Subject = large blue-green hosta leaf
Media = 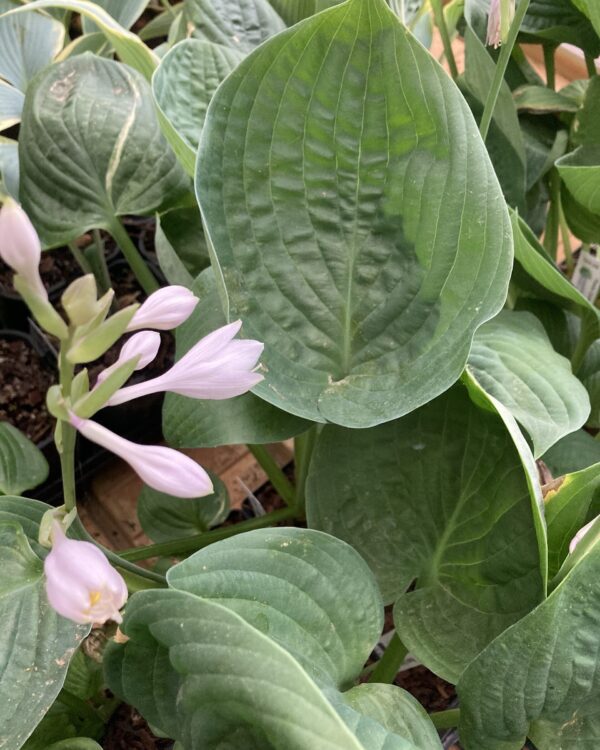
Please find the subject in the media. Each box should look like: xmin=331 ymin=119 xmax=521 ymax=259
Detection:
xmin=183 ymin=0 xmax=285 ymax=52
xmin=19 ymin=53 xmax=188 ymax=248
xmin=197 ymin=0 xmax=512 ymax=428
xmin=458 ymin=536 xmax=600 ymax=750
xmin=106 ymin=528 xmax=441 ymax=749
xmin=0 ymin=497 xmax=88 ymax=750
xmin=306 ymin=382 xmax=545 ymax=682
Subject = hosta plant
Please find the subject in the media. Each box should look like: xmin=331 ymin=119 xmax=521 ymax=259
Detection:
xmin=0 ymin=0 xmax=599 ymax=748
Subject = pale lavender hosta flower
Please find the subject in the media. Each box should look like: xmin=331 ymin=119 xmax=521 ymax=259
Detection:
xmin=96 ymin=330 xmax=161 ymax=386
xmin=569 ymin=516 xmax=600 ymax=554
xmin=127 ymin=285 xmax=199 ymax=332
xmin=69 ymin=412 xmax=213 ymax=498
xmin=107 ymin=320 xmax=264 ymax=407
xmin=44 ymin=521 xmax=127 ymax=625
xmin=0 ymin=198 xmax=47 ymax=299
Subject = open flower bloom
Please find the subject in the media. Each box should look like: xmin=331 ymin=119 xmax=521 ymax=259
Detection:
xmin=569 ymin=515 xmax=599 ymax=554
xmin=127 ymin=285 xmax=199 ymax=332
xmin=107 ymin=320 xmax=264 ymax=406
xmin=70 ymin=412 xmax=213 ymax=497
xmin=0 ymin=198 xmax=47 ymax=299
xmin=96 ymin=330 xmax=161 ymax=386
xmin=44 ymin=521 xmax=127 ymax=625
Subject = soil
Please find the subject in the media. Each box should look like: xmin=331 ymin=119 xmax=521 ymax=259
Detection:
xmin=0 ymin=336 xmax=54 ymax=443
xmin=102 ymin=704 xmax=172 ymax=750
xmin=0 ymin=238 xmax=117 ymax=299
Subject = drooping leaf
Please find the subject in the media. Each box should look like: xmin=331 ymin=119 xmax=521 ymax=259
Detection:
xmin=562 ymin=181 xmax=600 ymax=243
xmin=513 ymin=85 xmax=580 ymax=114
xmin=458 ymin=539 xmax=600 ymax=750
xmin=467 ymin=310 xmax=590 ymax=457
xmin=0 ymin=422 xmax=49 ymax=495
xmin=0 ymin=79 xmax=24 ymax=130
xmin=163 ymin=269 xmax=311 ymax=447
xmin=542 ymin=429 xmax=600 ymax=476
xmin=521 ymin=0 xmax=600 ymax=57
xmin=0 ymin=0 xmax=64 ymax=88
xmin=557 ymin=146 xmax=600 ymax=217
xmin=2 ymin=0 xmax=158 ymax=80
xmin=82 ymin=0 xmax=149 ymax=33
xmin=461 ymin=28 xmax=526 ymax=210
xmin=545 ymin=462 xmax=600 ymax=578
xmin=511 ymin=211 xmax=600 ymax=354
xmin=306 ymin=383 xmax=545 ymax=682
xmin=0 ymin=510 xmax=88 ymax=750
xmin=105 ymin=528 xmax=441 ymax=749
xmin=571 ymin=0 xmax=600 ymax=37
xmin=197 ymin=0 xmax=512 ymax=428
xmin=183 ymin=0 xmax=286 ymax=52
xmin=137 ymin=472 xmax=230 ymax=543
xmin=19 ymin=53 xmax=188 ymax=248
xmin=152 ymin=38 xmax=242 ymax=170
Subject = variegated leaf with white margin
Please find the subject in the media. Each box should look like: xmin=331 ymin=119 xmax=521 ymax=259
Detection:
xmin=19 ymin=53 xmax=188 ymax=247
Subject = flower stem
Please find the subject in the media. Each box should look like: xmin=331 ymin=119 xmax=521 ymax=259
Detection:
xmin=84 ymin=229 xmax=112 ymax=294
xmin=294 ymin=425 xmax=319 ymax=515
xmin=543 ymin=44 xmax=555 ymax=89
xmin=430 ymin=708 xmax=460 ymax=730
xmin=248 ymin=444 xmax=296 ymax=507
xmin=58 ymin=344 xmax=77 ymax=512
xmin=109 ymin=217 xmax=159 ymax=295
xmin=118 ymin=507 xmax=297 ymax=562
xmin=585 ymin=54 xmax=597 ymax=78
xmin=559 ymin=202 xmax=574 ymax=275
xmin=543 ymin=168 xmax=561 ymax=261
xmin=479 ymin=0 xmax=531 ymax=142
xmin=368 ymin=633 xmax=408 ymax=684
xmin=430 ymin=0 xmax=458 ymax=79
xmin=68 ymin=241 xmax=93 ymax=276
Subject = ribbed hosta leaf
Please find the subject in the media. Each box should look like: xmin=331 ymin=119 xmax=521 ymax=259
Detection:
xmin=306 ymin=382 xmax=545 ymax=682
xmin=521 ymin=0 xmax=600 ymax=56
xmin=197 ymin=0 xmax=512 ymax=428
xmin=152 ymin=39 xmax=242 ymax=171
xmin=458 ymin=539 xmax=600 ymax=750
xmin=163 ymin=268 xmax=311 ymax=447
xmin=0 ymin=79 xmax=24 ymax=130
xmin=105 ymin=528 xmax=441 ymax=749
xmin=0 ymin=497 xmax=88 ymax=750
xmin=0 ymin=422 xmax=48 ymax=495
xmin=184 ymin=0 xmax=285 ymax=52
xmin=82 ymin=0 xmax=149 ymax=32
xmin=268 ymin=0 xmax=342 ymax=25
xmin=19 ymin=53 xmax=188 ymax=248
xmin=467 ymin=310 xmax=590 ymax=457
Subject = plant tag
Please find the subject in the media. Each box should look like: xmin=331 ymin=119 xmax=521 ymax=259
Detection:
xmin=572 ymin=250 xmax=600 ymax=302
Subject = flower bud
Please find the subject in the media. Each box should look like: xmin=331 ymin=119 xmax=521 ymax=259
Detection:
xmin=69 ymin=413 xmax=213 ymax=498
xmin=108 ymin=320 xmax=263 ymax=406
xmin=486 ymin=0 xmax=514 ymax=48
xmin=0 ymin=198 xmax=46 ymax=300
xmin=96 ymin=331 xmax=161 ymax=386
xmin=44 ymin=521 xmax=127 ymax=625
xmin=569 ymin=515 xmax=600 ymax=554
xmin=126 ymin=285 xmax=199 ymax=332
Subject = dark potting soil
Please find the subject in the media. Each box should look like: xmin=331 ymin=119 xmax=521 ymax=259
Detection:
xmin=102 ymin=704 xmax=172 ymax=750
xmin=0 ymin=337 xmax=53 ymax=443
